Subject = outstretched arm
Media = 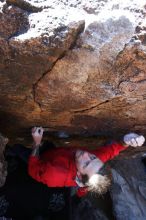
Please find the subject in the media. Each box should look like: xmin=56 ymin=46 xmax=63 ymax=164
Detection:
xmin=93 ymin=133 xmax=145 ymax=163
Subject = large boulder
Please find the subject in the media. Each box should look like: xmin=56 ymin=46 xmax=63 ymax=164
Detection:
xmin=110 ymin=148 xmax=146 ymax=220
xmin=0 ymin=0 xmax=146 ymax=140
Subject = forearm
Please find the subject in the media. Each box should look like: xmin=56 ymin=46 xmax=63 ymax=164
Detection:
xmin=31 ymin=144 xmax=40 ymax=157
xmin=94 ymin=142 xmax=129 ymax=163
xmin=31 ymin=127 xmax=44 ymax=157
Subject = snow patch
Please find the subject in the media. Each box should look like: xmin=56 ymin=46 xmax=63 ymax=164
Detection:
xmin=13 ymin=0 xmax=146 ymax=40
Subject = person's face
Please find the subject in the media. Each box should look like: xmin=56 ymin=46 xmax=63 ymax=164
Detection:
xmin=75 ymin=150 xmax=104 ymax=178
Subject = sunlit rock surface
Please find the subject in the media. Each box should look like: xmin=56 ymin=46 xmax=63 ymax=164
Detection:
xmin=0 ymin=0 xmax=146 ymax=140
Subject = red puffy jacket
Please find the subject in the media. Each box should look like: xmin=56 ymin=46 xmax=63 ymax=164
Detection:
xmin=28 ymin=142 xmax=127 ymax=197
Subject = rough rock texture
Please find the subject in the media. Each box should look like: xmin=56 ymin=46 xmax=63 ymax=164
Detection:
xmin=0 ymin=5 xmax=29 ymax=39
xmin=0 ymin=133 xmax=8 ymax=187
xmin=0 ymin=0 xmax=146 ymax=140
xmin=72 ymin=197 xmax=109 ymax=220
xmin=110 ymin=148 xmax=146 ymax=220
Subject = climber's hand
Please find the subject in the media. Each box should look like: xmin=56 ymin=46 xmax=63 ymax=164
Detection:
xmin=31 ymin=127 xmax=44 ymax=147
xmin=123 ymin=133 xmax=145 ymax=147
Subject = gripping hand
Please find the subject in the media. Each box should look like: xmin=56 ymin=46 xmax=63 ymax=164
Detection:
xmin=123 ymin=133 xmax=145 ymax=147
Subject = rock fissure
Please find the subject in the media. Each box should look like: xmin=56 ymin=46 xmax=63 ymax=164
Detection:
xmin=72 ymin=100 xmax=110 ymax=114
xmin=32 ymin=84 xmax=42 ymax=111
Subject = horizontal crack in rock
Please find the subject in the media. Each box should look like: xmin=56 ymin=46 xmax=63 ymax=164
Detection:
xmin=72 ymin=100 xmax=110 ymax=113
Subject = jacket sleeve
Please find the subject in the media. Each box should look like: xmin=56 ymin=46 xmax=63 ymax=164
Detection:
xmin=28 ymin=156 xmax=49 ymax=184
xmin=93 ymin=142 xmax=128 ymax=163
xmin=28 ymin=155 xmax=70 ymax=187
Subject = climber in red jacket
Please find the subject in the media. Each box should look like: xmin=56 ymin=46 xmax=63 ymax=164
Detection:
xmin=28 ymin=127 xmax=145 ymax=197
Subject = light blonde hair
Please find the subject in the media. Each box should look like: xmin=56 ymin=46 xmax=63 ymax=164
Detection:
xmin=87 ymin=173 xmax=111 ymax=195
xmin=82 ymin=164 xmax=112 ymax=195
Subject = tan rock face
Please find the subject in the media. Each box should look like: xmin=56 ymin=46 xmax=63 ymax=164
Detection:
xmin=0 ymin=0 xmax=146 ymax=141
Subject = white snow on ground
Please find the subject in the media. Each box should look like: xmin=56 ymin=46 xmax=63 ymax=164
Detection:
xmin=0 ymin=1 xmax=5 ymax=13
xmin=14 ymin=0 xmax=146 ymax=40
